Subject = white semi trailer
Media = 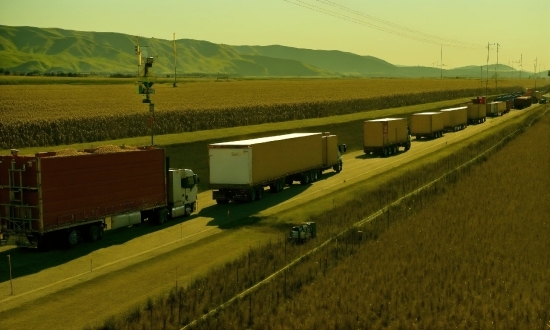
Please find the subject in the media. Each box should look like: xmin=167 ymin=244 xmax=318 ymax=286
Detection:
xmin=208 ymin=133 xmax=346 ymax=203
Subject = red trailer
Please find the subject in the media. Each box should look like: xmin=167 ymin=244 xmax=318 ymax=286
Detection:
xmin=514 ymin=96 xmax=532 ymax=110
xmin=0 ymin=147 xmax=198 ymax=248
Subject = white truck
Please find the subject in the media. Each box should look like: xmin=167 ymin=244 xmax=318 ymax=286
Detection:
xmin=208 ymin=133 xmax=346 ymax=203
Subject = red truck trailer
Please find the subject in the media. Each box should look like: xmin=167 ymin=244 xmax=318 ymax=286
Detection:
xmin=0 ymin=147 xmax=198 ymax=248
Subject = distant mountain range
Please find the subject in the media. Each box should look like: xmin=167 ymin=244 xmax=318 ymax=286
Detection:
xmin=0 ymin=25 xmax=537 ymax=78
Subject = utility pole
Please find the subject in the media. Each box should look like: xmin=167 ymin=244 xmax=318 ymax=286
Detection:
xmin=173 ymin=33 xmax=177 ymax=88
xmin=440 ymin=45 xmax=443 ymax=79
xmin=518 ymin=54 xmax=523 ymax=80
xmin=495 ymin=43 xmax=500 ymax=91
xmin=480 ymin=66 xmax=483 ymax=90
xmin=534 ymin=57 xmax=538 ymax=90
xmin=486 ymin=42 xmax=495 ymax=96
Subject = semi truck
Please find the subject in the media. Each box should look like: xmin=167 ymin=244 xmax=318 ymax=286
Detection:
xmin=514 ymin=96 xmax=532 ymax=109
xmin=440 ymin=106 xmax=468 ymax=132
xmin=524 ymin=89 xmax=543 ymax=103
xmin=410 ymin=112 xmax=445 ymax=139
xmin=363 ymin=118 xmax=411 ymax=156
xmin=0 ymin=147 xmax=199 ymax=248
xmin=485 ymin=101 xmax=507 ymax=117
xmin=208 ymin=133 xmax=346 ymax=204
xmin=494 ymin=92 xmax=522 ymax=112
xmin=467 ymin=103 xmax=486 ymax=124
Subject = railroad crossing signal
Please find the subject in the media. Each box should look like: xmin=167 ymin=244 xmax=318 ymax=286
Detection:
xmin=138 ymin=79 xmax=155 ymax=103
xmin=135 ymin=37 xmax=157 ymax=145
xmin=137 ymin=57 xmax=155 ymax=103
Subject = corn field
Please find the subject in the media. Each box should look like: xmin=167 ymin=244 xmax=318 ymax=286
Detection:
xmin=1 ymin=78 xmax=534 ymax=148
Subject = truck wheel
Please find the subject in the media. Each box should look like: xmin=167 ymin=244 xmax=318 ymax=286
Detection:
xmin=301 ymin=172 xmax=310 ymax=185
xmin=393 ymin=146 xmax=398 ymax=154
xmin=277 ymin=179 xmax=285 ymax=191
xmin=87 ymin=224 xmax=101 ymax=242
xmin=405 ymin=141 xmax=411 ymax=151
xmin=67 ymin=228 xmax=80 ymax=248
xmin=383 ymin=147 xmax=388 ymax=157
xmin=256 ymin=187 xmax=263 ymax=200
xmin=248 ymin=189 xmax=256 ymax=202
xmin=333 ymin=162 xmax=342 ymax=173
xmin=156 ymin=209 xmax=167 ymax=225
xmin=311 ymin=171 xmax=318 ymax=182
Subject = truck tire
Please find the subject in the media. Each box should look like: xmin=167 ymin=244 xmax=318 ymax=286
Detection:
xmin=301 ymin=172 xmax=310 ymax=185
xmin=383 ymin=147 xmax=388 ymax=157
xmin=311 ymin=170 xmax=318 ymax=182
xmin=156 ymin=208 xmax=167 ymax=225
xmin=87 ymin=224 xmax=101 ymax=242
xmin=256 ymin=187 xmax=263 ymax=200
xmin=405 ymin=141 xmax=411 ymax=151
xmin=277 ymin=179 xmax=285 ymax=192
xmin=333 ymin=162 xmax=342 ymax=173
xmin=67 ymin=228 xmax=80 ymax=248
xmin=248 ymin=189 xmax=256 ymax=202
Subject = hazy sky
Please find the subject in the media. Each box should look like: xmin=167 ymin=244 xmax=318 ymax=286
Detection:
xmin=1 ymin=0 xmax=548 ymax=70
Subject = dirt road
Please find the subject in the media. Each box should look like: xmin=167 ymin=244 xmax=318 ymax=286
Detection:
xmin=0 ymin=104 xmax=542 ymax=330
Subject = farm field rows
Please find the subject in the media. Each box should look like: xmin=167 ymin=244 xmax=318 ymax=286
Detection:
xmin=0 ymin=78 xmax=529 ymax=122
xmin=2 ymin=78 xmax=538 ymax=148
xmin=0 ymin=102 xmax=545 ymax=329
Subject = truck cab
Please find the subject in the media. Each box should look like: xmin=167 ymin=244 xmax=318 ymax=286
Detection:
xmin=333 ymin=144 xmax=347 ymax=173
xmin=167 ymin=169 xmax=199 ymax=218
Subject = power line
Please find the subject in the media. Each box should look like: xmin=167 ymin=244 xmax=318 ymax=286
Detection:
xmin=316 ymin=0 xmax=483 ymax=48
xmin=284 ymin=0 xmax=484 ymax=49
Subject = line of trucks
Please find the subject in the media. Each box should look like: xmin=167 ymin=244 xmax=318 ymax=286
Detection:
xmin=363 ymin=90 xmax=543 ymax=155
xmin=0 ymin=90 xmax=542 ymax=249
xmin=0 ymin=134 xmax=346 ymax=248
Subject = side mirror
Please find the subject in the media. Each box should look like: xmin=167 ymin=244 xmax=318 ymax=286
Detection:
xmin=339 ymin=144 xmax=347 ymax=153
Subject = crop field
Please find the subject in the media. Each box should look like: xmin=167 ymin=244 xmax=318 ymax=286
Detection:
xmin=0 ymin=78 xmax=530 ymax=121
xmin=0 ymin=78 xmax=538 ymax=148
xmin=86 ymin=106 xmax=549 ymax=329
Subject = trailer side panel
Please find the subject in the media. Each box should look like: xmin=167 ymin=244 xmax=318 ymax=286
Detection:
xmin=0 ymin=149 xmax=167 ymax=237
xmin=39 ymin=150 xmax=166 ymax=231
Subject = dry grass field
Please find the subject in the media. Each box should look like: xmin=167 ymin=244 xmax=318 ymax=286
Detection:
xmin=87 ymin=105 xmax=549 ymax=329
xmin=1 ymin=78 xmax=536 ymax=148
